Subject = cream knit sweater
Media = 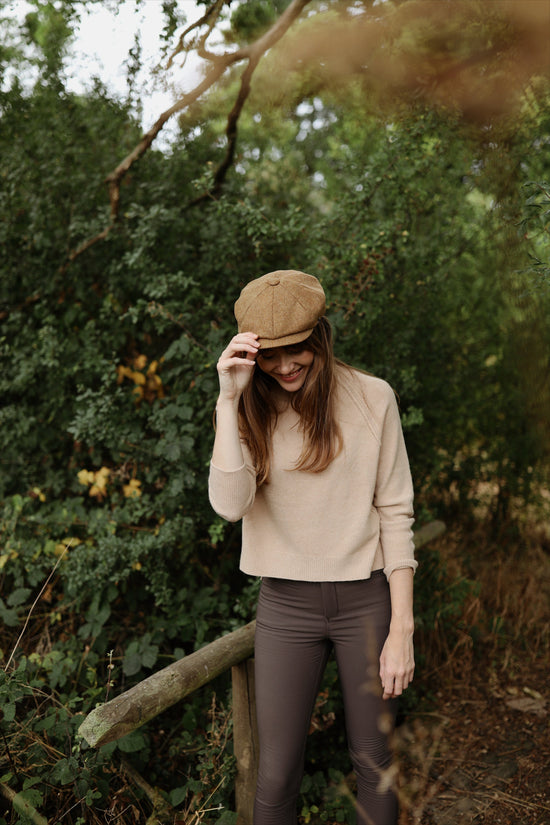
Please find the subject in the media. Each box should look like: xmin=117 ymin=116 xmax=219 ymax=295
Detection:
xmin=209 ymin=365 xmax=416 ymax=582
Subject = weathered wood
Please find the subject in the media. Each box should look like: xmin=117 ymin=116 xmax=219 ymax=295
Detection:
xmin=413 ymin=520 xmax=446 ymax=548
xmin=232 ymin=659 xmax=259 ymax=825
xmin=79 ymin=620 xmax=256 ymax=747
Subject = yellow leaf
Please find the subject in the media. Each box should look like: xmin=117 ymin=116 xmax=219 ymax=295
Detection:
xmin=77 ymin=469 xmax=95 ymax=486
xmin=55 ymin=537 xmax=81 ymax=555
xmin=132 ymin=561 xmax=142 ymax=570
xmin=116 ymin=364 xmax=133 ymax=384
xmin=130 ymin=370 xmax=146 ymax=385
xmin=123 ymin=479 xmax=142 ymax=498
xmin=32 ymin=486 xmax=46 ymax=502
xmin=89 ymin=467 xmax=110 ymax=499
xmin=134 ymin=354 xmax=147 ymax=370
xmin=147 ymin=360 xmax=158 ymax=375
xmin=94 ymin=467 xmax=110 ymax=489
xmin=0 ymin=549 xmax=18 ymax=570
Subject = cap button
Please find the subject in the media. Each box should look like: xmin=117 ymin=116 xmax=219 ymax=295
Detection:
xmin=267 ymin=275 xmax=280 ymax=286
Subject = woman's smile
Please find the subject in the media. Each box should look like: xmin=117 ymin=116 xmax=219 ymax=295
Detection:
xmin=277 ymin=366 xmax=304 ymax=383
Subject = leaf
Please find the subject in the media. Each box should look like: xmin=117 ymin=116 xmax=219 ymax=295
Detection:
xmin=117 ymin=730 xmax=147 ymax=753
xmin=122 ymin=651 xmax=142 ymax=676
xmin=77 ymin=469 xmax=95 ymax=486
xmin=164 ymin=336 xmax=190 ymax=361
xmin=122 ymin=640 xmax=140 ymax=675
xmin=123 ymin=478 xmax=142 ymax=498
xmin=140 ymin=645 xmax=158 ymax=669
xmin=7 ymin=588 xmax=30 ymax=608
xmin=51 ymin=757 xmax=79 ymax=785
xmin=506 ymin=696 xmax=546 ymax=717
xmin=0 ymin=598 xmax=19 ymax=627
xmin=34 ymin=713 xmax=58 ymax=732
xmin=218 ymin=812 xmax=238 ymax=825
xmin=2 ymin=703 xmax=16 ymax=722
xmin=154 ymin=439 xmax=181 ymax=461
xmin=169 ymin=785 xmax=188 ymax=807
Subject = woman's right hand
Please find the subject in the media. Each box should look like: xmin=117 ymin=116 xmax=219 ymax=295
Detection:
xmin=216 ymin=332 xmax=260 ymax=402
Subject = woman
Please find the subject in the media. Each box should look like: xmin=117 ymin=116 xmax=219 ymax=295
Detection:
xmin=209 ymin=270 xmax=416 ymax=825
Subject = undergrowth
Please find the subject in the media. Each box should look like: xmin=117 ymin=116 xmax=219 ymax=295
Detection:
xmin=1 ymin=509 xmax=549 ymax=824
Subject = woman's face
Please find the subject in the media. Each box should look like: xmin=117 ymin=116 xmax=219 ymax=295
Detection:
xmin=256 ymin=344 xmax=314 ymax=392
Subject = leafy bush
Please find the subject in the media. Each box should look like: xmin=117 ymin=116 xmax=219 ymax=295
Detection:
xmin=1 ymin=5 xmax=549 ymax=821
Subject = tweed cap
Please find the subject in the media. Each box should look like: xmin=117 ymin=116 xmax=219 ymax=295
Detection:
xmin=234 ymin=270 xmax=326 ymax=348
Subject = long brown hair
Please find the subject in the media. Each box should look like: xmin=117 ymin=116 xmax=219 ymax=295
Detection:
xmin=239 ymin=317 xmax=343 ymax=485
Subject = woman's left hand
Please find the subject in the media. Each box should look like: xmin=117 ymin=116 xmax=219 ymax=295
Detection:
xmin=379 ymin=628 xmax=415 ymax=700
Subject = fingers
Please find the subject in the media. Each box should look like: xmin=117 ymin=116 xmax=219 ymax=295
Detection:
xmin=379 ymin=657 xmax=414 ymax=700
xmin=379 ymin=631 xmax=415 ymax=700
xmin=217 ymin=333 xmax=260 ymax=370
xmin=381 ymin=670 xmax=414 ymax=700
xmin=216 ymin=334 xmax=260 ymax=401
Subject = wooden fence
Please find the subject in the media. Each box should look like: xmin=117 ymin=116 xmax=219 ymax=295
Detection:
xmin=79 ymin=520 xmax=446 ymax=824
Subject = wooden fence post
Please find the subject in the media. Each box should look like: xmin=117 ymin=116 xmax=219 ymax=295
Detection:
xmin=232 ymin=659 xmax=259 ymax=825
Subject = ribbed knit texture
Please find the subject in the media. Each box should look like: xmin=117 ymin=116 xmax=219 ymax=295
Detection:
xmin=209 ymin=366 xmax=416 ymax=581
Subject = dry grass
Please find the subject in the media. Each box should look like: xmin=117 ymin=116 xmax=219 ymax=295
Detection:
xmin=395 ymin=513 xmax=550 ymax=825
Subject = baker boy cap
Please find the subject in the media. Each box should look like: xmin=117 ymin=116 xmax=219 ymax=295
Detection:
xmin=234 ymin=270 xmax=326 ymax=348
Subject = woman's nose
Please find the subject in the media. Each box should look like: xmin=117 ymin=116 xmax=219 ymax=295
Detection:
xmin=278 ymin=354 xmax=295 ymax=373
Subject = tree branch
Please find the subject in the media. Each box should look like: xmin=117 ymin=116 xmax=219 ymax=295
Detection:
xmin=187 ymin=52 xmax=260 ymax=209
xmin=208 ymin=0 xmax=312 ymax=198
xmin=167 ymin=0 xmax=227 ymax=70
xmin=105 ymin=61 xmax=228 ymax=220
xmin=64 ymin=0 xmax=311 ymax=268
xmin=119 ymin=757 xmax=175 ymax=824
xmin=0 ymin=782 xmax=48 ymax=825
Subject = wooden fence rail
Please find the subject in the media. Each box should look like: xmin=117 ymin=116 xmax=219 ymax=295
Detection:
xmin=79 ymin=620 xmax=256 ymax=748
xmin=79 ymin=520 xmax=445 ymax=823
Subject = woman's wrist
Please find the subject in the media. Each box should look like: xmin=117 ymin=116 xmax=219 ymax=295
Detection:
xmin=216 ymin=394 xmax=240 ymax=411
xmin=389 ymin=615 xmax=415 ymax=636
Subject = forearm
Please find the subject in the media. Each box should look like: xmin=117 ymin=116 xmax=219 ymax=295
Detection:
xmin=380 ymin=567 xmax=415 ymax=699
xmin=211 ymin=397 xmax=246 ymax=471
xmin=388 ymin=567 xmax=414 ymax=634
xmin=212 ymin=331 xmax=258 ymax=472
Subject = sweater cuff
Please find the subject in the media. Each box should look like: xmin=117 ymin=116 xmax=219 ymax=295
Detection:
xmin=383 ymin=559 xmax=418 ymax=580
xmin=208 ymin=461 xmax=256 ymax=522
xmin=209 ymin=460 xmax=247 ymax=473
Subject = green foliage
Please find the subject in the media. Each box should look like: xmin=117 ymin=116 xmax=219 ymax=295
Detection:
xmin=23 ymin=1 xmax=74 ymax=79
xmin=0 ymin=655 xmax=115 ymax=822
xmin=229 ymin=0 xmax=290 ymax=43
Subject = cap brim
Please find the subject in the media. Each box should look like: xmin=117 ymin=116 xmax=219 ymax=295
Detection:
xmin=257 ymin=327 xmax=314 ymax=350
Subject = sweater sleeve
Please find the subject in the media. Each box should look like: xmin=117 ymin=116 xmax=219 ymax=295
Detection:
xmin=373 ymin=384 xmax=417 ymax=579
xmin=208 ymin=455 xmax=257 ymax=523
